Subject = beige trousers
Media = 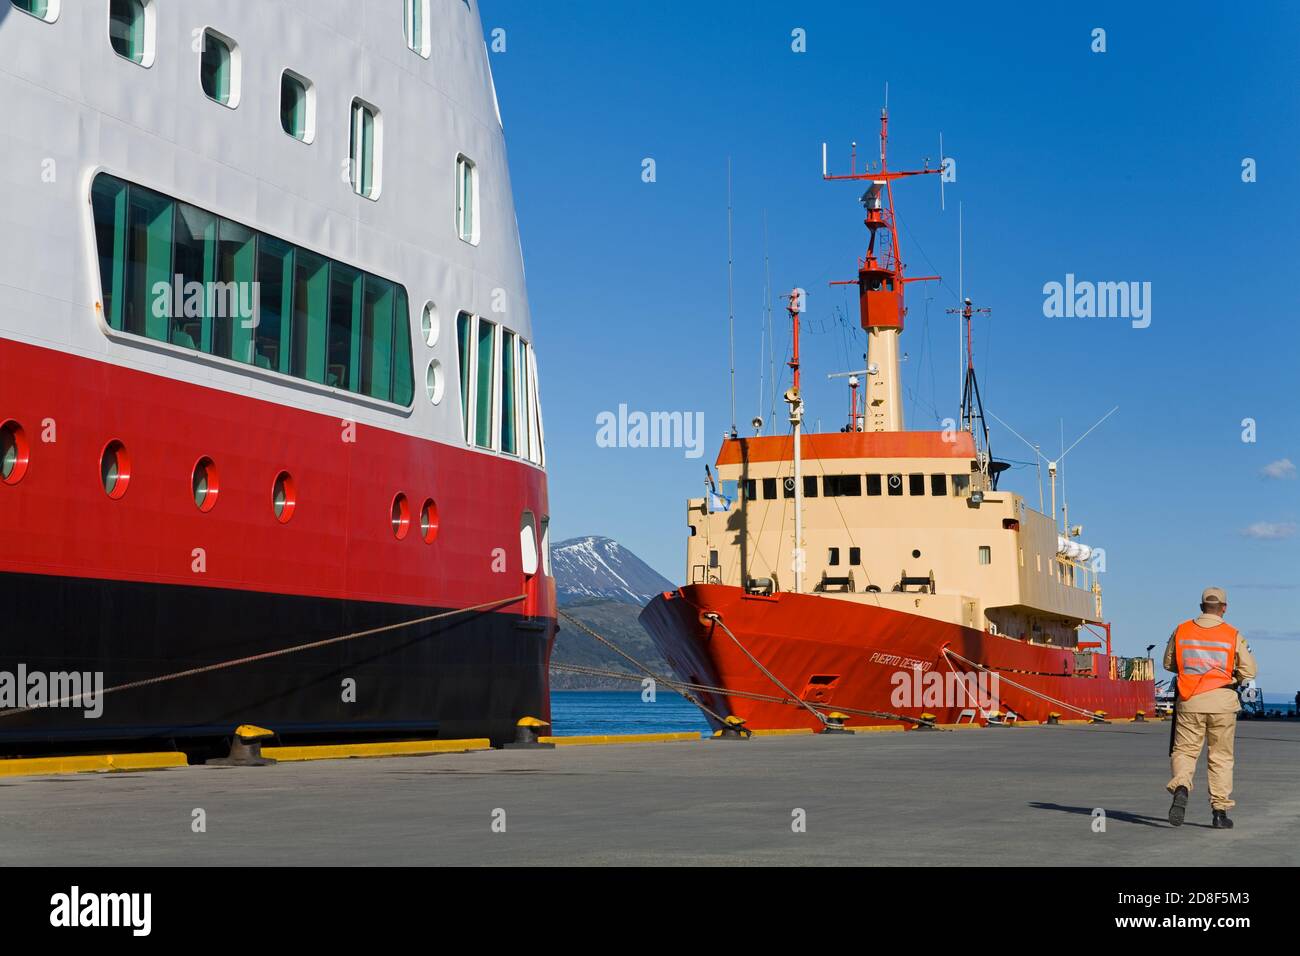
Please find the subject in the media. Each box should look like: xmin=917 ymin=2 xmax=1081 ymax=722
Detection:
xmin=1167 ymin=711 xmax=1238 ymax=810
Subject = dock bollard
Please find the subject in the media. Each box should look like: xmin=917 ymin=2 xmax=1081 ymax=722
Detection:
xmin=712 ymin=715 xmax=751 ymax=740
xmin=820 ymin=712 xmax=851 ymax=734
xmin=1091 ymin=710 xmax=1108 ymax=724
xmin=503 ymin=716 xmax=555 ymax=749
xmin=913 ymin=712 xmax=938 ymax=731
xmin=986 ymin=710 xmax=1012 ymax=728
xmin=1132 ymin=710 xmax=1146 ymax=723
xmin=210 ymin=724 xmax=277 ymax=766
xmin=1046 ymin=712 xmax=1061 ymax=725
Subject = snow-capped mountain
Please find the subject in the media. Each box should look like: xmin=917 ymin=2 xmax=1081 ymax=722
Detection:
xmin=551 ymin=536 xmax=676 ymax=607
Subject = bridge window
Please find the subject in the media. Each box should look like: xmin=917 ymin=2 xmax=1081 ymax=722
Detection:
xmin=887 ymin=473 xmax=903 ymax=496
xmin=90 ymin=174 xmax=414 ymax=404
xmin=930 ymin=473 xmax=948 ymax=496
xmin=500 ymin=329 xmax=518 ymax=454
xmin=908 ymin=473 xmax=925 ymax=496
xmin=475 ymin=319 xmax=497 ymax=448
xmin=762 ymin=477 xmax=777 ymax=500
xmin=823 ymin=474 xmax=862 ymax=497
xmin=952 ymin=474 xmax=971 ymax=496
xmin=866 ymin=473 xmax=882 ymax=496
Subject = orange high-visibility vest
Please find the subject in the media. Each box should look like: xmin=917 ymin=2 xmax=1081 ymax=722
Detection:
xmin=1173 ymin=620 xmax=1238 ymax=700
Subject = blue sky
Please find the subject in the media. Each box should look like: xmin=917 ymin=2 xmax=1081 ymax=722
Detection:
xmin=484 ymin=0 xmax=1300 ymax=690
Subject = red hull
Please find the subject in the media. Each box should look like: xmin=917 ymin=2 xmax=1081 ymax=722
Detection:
xmin=640 ymin=585 xmax=1154 ymax=730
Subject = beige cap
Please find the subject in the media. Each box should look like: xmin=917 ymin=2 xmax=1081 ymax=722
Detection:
xmin=1201 ymin=586 xmax=1227 ymax=606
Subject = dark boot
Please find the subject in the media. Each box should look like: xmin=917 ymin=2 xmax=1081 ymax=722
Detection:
xmin=1212 ymin=809 xmax=1234 ymax=829
xmin=1168 ymin=786 xmax=1189 ymax=826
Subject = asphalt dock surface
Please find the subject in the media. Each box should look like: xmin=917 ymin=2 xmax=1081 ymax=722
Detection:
xmin=2 ymin=720 xmax=1297 ymax=865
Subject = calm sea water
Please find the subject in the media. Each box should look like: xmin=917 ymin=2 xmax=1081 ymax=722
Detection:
xmin=549 ymin=690 xmax=712 ymax=736
xmin=550 ymin=691 xmax=1298 ymax=736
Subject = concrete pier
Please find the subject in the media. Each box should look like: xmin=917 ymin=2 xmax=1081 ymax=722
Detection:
xmin=1 ymin=721 xmax=1296 ymax=865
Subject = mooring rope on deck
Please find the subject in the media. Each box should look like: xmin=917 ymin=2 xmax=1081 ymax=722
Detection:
xmin=0 ymin=593 xmax=528 ymax=719
xmin=942 ymin=647 xmax=1110 ymax=723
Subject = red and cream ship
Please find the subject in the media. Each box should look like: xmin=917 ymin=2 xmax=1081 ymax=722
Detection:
xmin=0 ymin=1 xmax=554 ymax=749
xmin=641 ymin=109 xmax=1155 ymax=731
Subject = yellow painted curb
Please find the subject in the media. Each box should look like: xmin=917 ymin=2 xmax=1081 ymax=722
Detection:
xmin=538 ymin=733 xmax=701 ymax=746
xmin=263 ymin=738 xmax=491 ymax=762
xmin=935 ymin=722 xmax=985 ymax=730
xmin=747 ymin=728 xmax=814 ymax=736
xmin=846 ymin=725 xmax=908 ymax=733
xmin=0 ymin=752 xmax=187 ymax=778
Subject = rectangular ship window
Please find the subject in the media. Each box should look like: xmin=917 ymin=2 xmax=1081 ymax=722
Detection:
xmin=457 ymin=311 xmax=473 ymax=440
xmin=887 ymin=473 xmax=903 ymax=496
xmin=930 ymin=473 xmax=948 ymax=496
xmin=255 ymin=237 xmax=293 ymax=373
xmin=89 ymin=173 xmax=413 ymax=403
xmin=350 ymin=99 xmax=380 ymax=199
xmin=91 ymin=175 xmax=128 ymax=331
xmin=392 ymin=287 xmax=413 ymax=405
xmin=762 ymin=477 xmax=777 ymax=500
xmin=828 ymin=547 xmax=840 ymax=566
xmin=500 ymin=329 xmax=518 ymax=454
xmin=291 ymin=248 xmax=329 ymax=383
xmin=824 ymin=474 xmax=862 ymax=497
xmin=743 ymin=478 xmax=756 ymax=500
xmin=325 ymin=261 xmax=361 ymax=390
xmin=475 ymin=318 xmax=497 ymax=448
xmin=456 ymin=154 xmax=479 ymax=244
xmin=908 ymin=473 xmax=925 ymax=496
xmin=979 ymin=546 xmax=992 ymax=565
xmin=125 ymin=186 xmax=174 ymax=341
xmin=403 ymin=0 xmax=430 ymax=57
xmin=952 ymin=474 xmax=971 ymax=496
xmin=360 ymin=275 xmax=394 ymax=400
xmin=849 ymin=547 xmax=861 ymax=565
xmin=866 ymin=473 xmax=882 ymax=496
xmin=216 ymin=218 xmax=255 ymax=362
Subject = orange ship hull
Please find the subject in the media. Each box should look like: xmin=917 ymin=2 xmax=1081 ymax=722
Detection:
xmin=640 ymin=585 xmax=1155 ymax=730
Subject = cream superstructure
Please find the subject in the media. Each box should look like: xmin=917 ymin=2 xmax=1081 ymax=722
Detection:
xmin=688 ymin=430 xmax=1102 ymax=648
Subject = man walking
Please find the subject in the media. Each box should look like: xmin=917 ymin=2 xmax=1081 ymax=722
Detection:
xmin=1164 ymin=587 xmax=1256 ymax=829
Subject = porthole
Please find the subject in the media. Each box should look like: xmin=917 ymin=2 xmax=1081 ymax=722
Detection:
xmin=272 ymin=471 xmax=296 ymax=523
xmin=421 ymin=301 xmax=439 ymax=347
xmin=192 ymin=457 xmax=219 ymax=512
xmin=425 ymin=359 xmax=444 ymax=405
xmin=1 ymin=420 xmax=31 ymax=485
xmin=391 ymin=493 xmax=411 ymax=540
xmin=100 ymin=440 xmax=131 ymax=499
xmin=911 ymin=549 xmax=921 ymax=559
xmin=420 ymin=498 xmax=439 ymax=543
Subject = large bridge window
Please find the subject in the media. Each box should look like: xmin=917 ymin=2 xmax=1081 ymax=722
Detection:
xmin=90 ymin=173 xmax=414 ymax=405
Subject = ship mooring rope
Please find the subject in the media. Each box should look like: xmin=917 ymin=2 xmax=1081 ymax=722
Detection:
xmin=556 ymin=609 xmax=732 ymax=728
xmin=0 ymin=593 xmax=528 ymax=719
xmin=942 ymin=647 xmax=1111 ymax=723
xmin=549 ymin=661 xmax=939 ymax=728
xmin=703 ymin=612 xmax=831 ymax=727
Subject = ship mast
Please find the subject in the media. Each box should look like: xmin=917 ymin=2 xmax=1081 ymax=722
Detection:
xmin=783 ymin=288 xmax=805 ymax=594
xmin=825 ymin=107 xmax=940 ymax=433
xmin=947 ymin=297 xmax=996 ymax=484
